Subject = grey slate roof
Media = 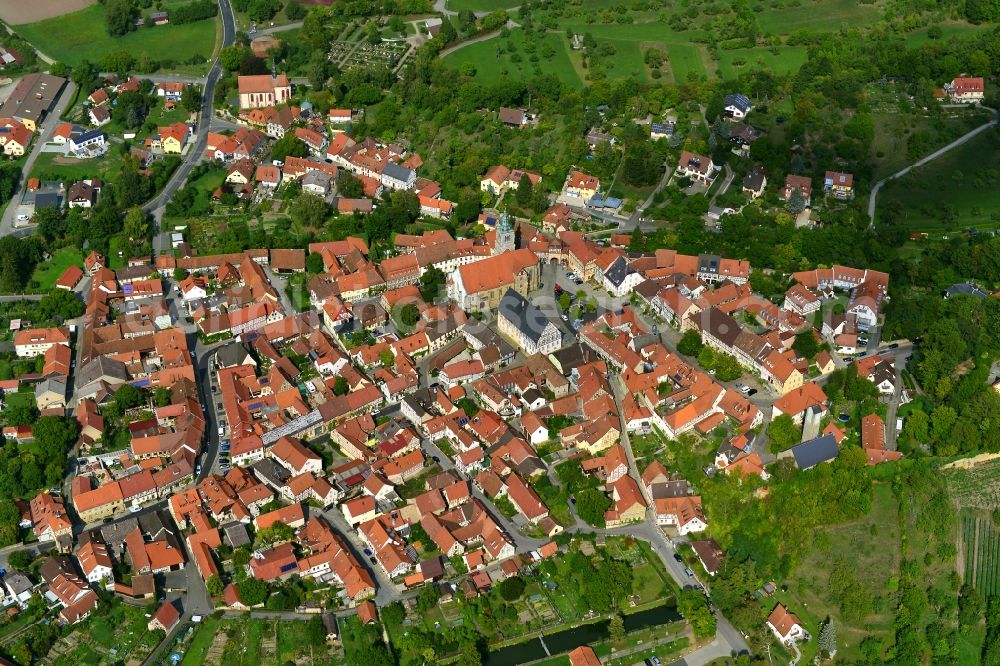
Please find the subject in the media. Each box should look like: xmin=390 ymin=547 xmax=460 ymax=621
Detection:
xmin=603 ymin=256 xmax=632 ymax=288
xmin=498 ymin=288 xmax=553 ymax=345
xmin=791 ymin=434 xmax=840 ymax=470
xmin=252 ymin=458 xmax=291 ymax=489
xmin=77 ymin=356 xmax=128 ymax=387
xmin=215 ymin=342 xmax=254 ymax=369
xmin=381 ymin=162 xmax=414 ymax=183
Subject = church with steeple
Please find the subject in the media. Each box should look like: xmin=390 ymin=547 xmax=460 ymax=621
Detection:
xmin=494 ymin=209 xmax=515 ymax=255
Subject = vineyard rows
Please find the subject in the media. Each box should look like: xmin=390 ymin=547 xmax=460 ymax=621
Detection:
xmin=964 ymin=515 xmax=1000 ymax=598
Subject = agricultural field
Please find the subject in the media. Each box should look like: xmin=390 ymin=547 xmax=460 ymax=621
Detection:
xmin=947 ymin=458 xmax=1000 ymax=510
xmin=14 ymin=4 xmax=216 ymax=68
xmin=715 ymin=46 xmax=807 ymax=81
xmin=558 ymin=22 xmax=710 ymax=83
xmin=0 ymin=0 xmax=93 ymax=25
xmin=447 ymin=0 xmax=520 ymax=11
xmin=51 ymin=602 xmax=163 ymax=666
xmin=755 ymin=0 xmax=882 ymax=33
xmin=878 ymin=126 xmax=1000 ymax=233
xmin=947 ymin=449 xmax=1000 ymax=598
xmin=962 ymin=514 xmax=1000 ymax=599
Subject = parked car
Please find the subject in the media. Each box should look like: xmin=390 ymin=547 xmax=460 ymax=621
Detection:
xmin=673 ymin=553 xmax=683 ymax=563
xmin=16 ymin=214 xmax=28 ymax=221
xmin=889 ymin=342 xmax=899 ymax=349
xmin=684 ymin=568 xmax=694 ymax=577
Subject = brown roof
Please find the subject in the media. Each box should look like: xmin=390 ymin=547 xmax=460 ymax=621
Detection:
xmin=456 ymin=248 xmax=537 ymax=294
xmin=358 ymin=599 xmax=378 ymax=624
xmin=861 ymin=413 xmax=885 ymax=451
xmin=773 ymin=381 xmax=827 ymax=417
xmin=498 ymin=107 xmax=525 ymax=125
xmin=270 ymin=248 xmax=305 ymax=271
xmin=55 ymin=264 xmax=84 ymax=289
xmin=690 ymin=538 xmax=724 ymax=575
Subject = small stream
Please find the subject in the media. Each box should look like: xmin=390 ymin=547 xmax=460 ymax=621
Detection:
xmin=484 ymin=602 xmax=682 ymax=666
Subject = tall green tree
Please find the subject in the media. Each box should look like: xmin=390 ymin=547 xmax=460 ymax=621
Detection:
xmin=515 ymin=173 xmax=533 ymax=207
xmin=105 ymin=0 xmax=139 ymax=37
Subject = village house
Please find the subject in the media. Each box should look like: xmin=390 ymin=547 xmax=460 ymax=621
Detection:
xmin=943 ymin=76 xmax=985 ymax=103
xmin=767 ymin=603 xmax=808 ymax=644
xmin=742 ymin=167 xmax=767 ymax=199
xmin=824 ymin=171 xmax=854 ymax=199
xmin=562 ymin=170 xmax=600 ymax=202
xmin=14 ymin=327 xmax=69 ymax=358
xmin=676 ymin=151 xmax=715 ymax=184
xmin=498 ymin=107 xmax=528 ymax=127
xmin=723 ymin=93 xmax=752 ymax=120
xmin=782 ymin=174 xmax=812 ymax=206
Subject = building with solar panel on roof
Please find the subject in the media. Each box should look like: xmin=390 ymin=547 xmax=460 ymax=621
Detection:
xmin=723 ymin=93 xmax=753 ymax=120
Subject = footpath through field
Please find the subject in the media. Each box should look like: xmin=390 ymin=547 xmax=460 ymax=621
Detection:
xmin=868 ymin=105 xmax=998 ymax=229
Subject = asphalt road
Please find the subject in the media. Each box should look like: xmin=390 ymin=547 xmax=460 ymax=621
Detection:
xmin=0 ymin=81 xmax=77 ymax=236
xmin=147 ymin=0 xmax=236 ymax=257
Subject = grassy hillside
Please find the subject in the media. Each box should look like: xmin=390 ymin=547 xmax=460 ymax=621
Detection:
xmin=879 ymin=126 xmax=1000 ymax=233
xmin=443 ymin=30 xmax=583 ymax=87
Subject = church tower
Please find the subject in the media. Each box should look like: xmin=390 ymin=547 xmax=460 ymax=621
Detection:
xmin=495 ymin=209 xmax=515 ymax=255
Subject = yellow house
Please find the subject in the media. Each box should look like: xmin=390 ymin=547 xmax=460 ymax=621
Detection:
xmin=605 ymin=477 xmax=646 ymax=527
xmin=157 ymin=122 xmax=188 ymax=154
xmin=561 ymin=415 xmax=620 ymax=454
xmin=1 ymin=123 xmax=31 ymax=157
xmin=226 ymin=159 xmax=254 ymax=185
xmin=814 ymin=352 xmax=835 ymax=375
xmin=564 ymin=170 xmax=600 ymax=201
xmin=762 ymin=350 xmax=804 ymax=395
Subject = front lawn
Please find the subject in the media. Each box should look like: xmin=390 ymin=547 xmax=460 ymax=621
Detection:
xmin=30 ymin=246 xmax=83 ymax=292
xmin=30 ymin=150 xmax=125 ymax=183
